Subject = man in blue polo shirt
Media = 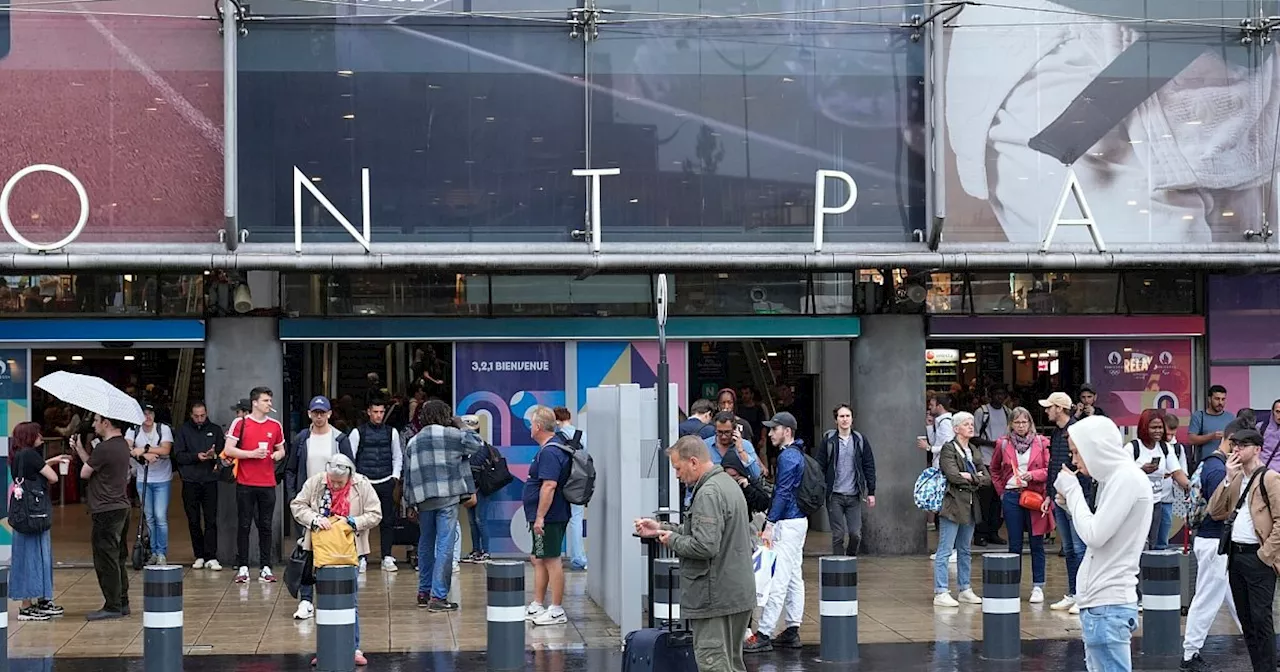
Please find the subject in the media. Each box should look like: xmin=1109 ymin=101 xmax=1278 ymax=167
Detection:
xmin=705 ymin=412 xmax=762 ymax=479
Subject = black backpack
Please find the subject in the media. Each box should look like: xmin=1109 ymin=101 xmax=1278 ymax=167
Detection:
xmin=473 ymin=442 xmax=514 ymax=496
xmin=9 ymin=477 xmax=51 ymax=535
xmin=793 ymin=447 xmax=827 ymax=515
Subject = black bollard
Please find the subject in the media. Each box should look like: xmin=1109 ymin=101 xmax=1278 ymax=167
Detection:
xmin=486 ymin=561 xmax=526 ymax=671
xmin=981 ymin=553 xmax=1021 ymax=661
xmin=1140 ymin=550 xmax=1181 ymax=658
xmin=315 ymin=565 xmax=358 ymax=672
xmin=143 ymin=565 xmax=184 ymax=672
xmin=818 ymin=556 xmax=858 ymax=662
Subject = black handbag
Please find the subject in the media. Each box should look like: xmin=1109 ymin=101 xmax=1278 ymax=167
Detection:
xmin=1219 ymin=467 xmax=1267 ymax=556
xmin=474 ymin=443 xmax=514 ymax=496
xmin=285 ymin=543 xmax=315 ymax=599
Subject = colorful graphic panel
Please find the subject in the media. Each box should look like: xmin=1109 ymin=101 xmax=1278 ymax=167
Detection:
xmin=1088 ymin=339 xmax=1194 ymax=443
xmin=575 ymin=341 xmax=689 ymax=418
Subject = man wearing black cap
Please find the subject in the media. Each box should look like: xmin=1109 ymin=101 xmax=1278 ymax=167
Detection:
xmin=744 ymin=411 xmax=809 ymax=654
xmin=231 ymin=399 xmax=250 ymax=421
xmin=1073 ymin=384 xmax=1107 ymax=420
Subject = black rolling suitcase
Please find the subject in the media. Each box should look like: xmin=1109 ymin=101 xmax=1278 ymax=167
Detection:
xmin=622 ymin=564 xmax=697 ymax=672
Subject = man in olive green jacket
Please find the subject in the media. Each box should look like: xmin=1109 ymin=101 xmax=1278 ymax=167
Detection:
xmin=636 ymin=435 xmax=756 ymax=672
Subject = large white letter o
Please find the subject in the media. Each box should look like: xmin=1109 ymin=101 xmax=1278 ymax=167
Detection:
xmin=1 ymin=164 xmax=90 ymax=252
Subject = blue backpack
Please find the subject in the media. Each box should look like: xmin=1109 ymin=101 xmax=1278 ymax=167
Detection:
xmin=914 ymin=467 xmax=947 ymax=513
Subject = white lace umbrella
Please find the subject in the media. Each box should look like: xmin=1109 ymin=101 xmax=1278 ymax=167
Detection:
xmin=35 ymin=371 xmax=145 ymax=426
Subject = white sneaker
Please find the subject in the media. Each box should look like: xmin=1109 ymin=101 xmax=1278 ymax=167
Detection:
xmin=1069 ymin=603 xmax=1080 ymax=615
xmin=525 ymin=602 xmax=545 ymax=621
xmin=957 ymin=589 xmax=982 ymax=604
xmin=950 ymin=551 xmax=958 ymax=563
xmin=532 ymin=607 xmax=568 ymax=626
xmin=259 ymin=566 xmax=276 ymax=583
xmin=234 ymin=566 xmax=250 ymax=584
xmin=1050 ymin=595 xmax=1075 ymax=611
xmin=453 ymin=561 xmax=460 ymax=573
xmin=293 ymin=600 xmax=314 ymax=620
xmin=358 ymin=557 xmax=367 ymax=574
xmin=192 ymin=559 xmax=206 ymax=570
xmin=206 ymin=559 xmax=223 ymax=571
xmin=933 ymin=592 xmax=960 ymax=607
xmin=1029 ymin=587 xmax=1044 ymax=604
xmin=382 ymin=556 xmax=398 ymax=572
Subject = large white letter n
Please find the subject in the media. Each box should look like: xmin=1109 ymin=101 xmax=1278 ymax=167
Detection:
xmin=294 ymin=167 xmax=372 ymax=253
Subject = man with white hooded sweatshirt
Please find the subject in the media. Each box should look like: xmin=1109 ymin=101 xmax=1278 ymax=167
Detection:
xmin=1054 ymin=415 xmax=1153 ymax=671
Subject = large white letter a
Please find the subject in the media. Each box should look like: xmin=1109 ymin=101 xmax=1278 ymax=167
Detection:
xmin=1040 ymin=168 xmax=1105 ymax=253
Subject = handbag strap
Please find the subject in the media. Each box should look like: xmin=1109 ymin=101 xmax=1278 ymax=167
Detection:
xmin=1229 ymin=467 xmax=1267 ymax=523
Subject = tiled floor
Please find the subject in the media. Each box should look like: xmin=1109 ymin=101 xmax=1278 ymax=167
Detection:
xmin=10 ymin=551 xmax=1240 ymax=658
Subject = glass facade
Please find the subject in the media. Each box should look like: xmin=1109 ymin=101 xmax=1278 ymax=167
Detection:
xmin=926 ymin=272 xmax=1198 ymax=315
xmin=238 ymin=2 xmax=925 ymax=245
xmin=0 ymin=274 xmax=205 ymax=316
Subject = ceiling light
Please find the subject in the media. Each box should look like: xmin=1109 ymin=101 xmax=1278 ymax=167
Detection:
xmin=965 ymin=352 xmax=976 ymax=358
xmin=45 ymin=355 xmax=56 ymax=361
xmin=123 ymin=355 xmax=135 ymax=361
xmin=1123 ymin=347 xmax=1132 ymax=352
xmin=1017 ymin=355 xmax=1027 ymax=360
xmin=766 ymin=352 xmax=778 ymax=357
xmin=1029 ymin=353 xmax=1039 ymax=358
xmin=1047 ymin=349 xmax=1058 ymax=357
xmin=342 ymin=114 xmax=355 ymax=120
xmin=1012 ymin=349 xmax=1024 ymax=355
xmin=71 ymin=355 xmax=83 ymax=361
xmin=1223 ymin=211 xmax=1235 ymax=217
xmin=337 ymin=70 xmax=353 ymax=76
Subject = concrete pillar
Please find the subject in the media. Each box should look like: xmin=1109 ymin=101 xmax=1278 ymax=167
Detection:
xmin=852 ymin=315 xmax=927 ymax=555
xmin=204 ymin=316 xmax=286 ymax=569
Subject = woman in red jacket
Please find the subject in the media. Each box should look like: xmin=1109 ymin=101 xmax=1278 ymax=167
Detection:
xmin=989 ymin=406 xmax=1056 ymax=605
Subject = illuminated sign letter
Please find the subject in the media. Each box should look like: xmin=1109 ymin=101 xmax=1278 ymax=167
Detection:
xmin=572 ymin=168 xmax=621 ymax=253
xmin=813 ymin=169 xmax=857 ymax=252
xmin=294 ymin=166 xmax=372 ymax=253
xmin=0 ymin=164 xmax=90 ymax=252
xmin=1041 ymin=167 xmax=1105 ymax=253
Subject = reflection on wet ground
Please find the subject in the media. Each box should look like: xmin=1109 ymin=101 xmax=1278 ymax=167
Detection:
xmin=4 ymin=636 xmax=1261 ymax=671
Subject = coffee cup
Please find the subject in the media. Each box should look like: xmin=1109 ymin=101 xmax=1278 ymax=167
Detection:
xmin=58 ymin=458 xmax=69 ymax=475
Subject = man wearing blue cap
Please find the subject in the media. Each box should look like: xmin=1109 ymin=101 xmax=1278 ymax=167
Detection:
xmin=285 ymin=395 xmax=354 ymax=621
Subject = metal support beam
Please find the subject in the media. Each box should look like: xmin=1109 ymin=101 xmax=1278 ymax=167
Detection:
xmin=220 ymin=0 xmax=243 ymax=251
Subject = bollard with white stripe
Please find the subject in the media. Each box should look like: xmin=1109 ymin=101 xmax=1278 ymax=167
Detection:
xmin=981 ymin=553 xmax=1021 ymax=661
xmin=0 ymin=567 xmax=8 ymax=672
xmin=143 ymin=565 xmax=183 ymax=672
xmin=486 ymin=561 xmax=526 ymax=671
xmin=1141 ymin=549 xmax=1182 ymax=658
xmin=818 ymin=556 xmax=858 ymax=662
xmin=315 ymin=565 xmax=358 ymax=672
xmin=652 ymin=558 xmax=680 ymax=625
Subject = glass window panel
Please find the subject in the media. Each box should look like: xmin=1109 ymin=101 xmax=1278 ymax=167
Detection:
xmin=1120 ymin=272 xmax=1197 ymax=314
xmin=967 ymin=273 xmax=1119 ymax=314
xmin=321 ymin=274 xmax=484 ymax=316
xmin=157 ymin=275 xmax=206 ymax=316
xmin=669 ymin=272 xmax=810 ymax=315
xmin=482 ymin=275 xmax=652 ymax=316
xmin=0 ymin=274 xmax=159 ymax=315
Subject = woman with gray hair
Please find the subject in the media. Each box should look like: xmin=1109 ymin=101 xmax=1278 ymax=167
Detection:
xmin=933 ymin=411 xmax=991 ymax=607
xmin=988 ymin=407 xmax=1055 ymax=605
xmin=291 ymin=453 xmax=382 ymax=667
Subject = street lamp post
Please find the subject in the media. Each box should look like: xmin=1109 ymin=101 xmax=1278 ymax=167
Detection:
xmin=656 ymin=274 xmax=670 ymax=515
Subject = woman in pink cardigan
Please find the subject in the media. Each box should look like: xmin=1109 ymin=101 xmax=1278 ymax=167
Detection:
xmin=989 ymin=406 xmax=1056 ymax=604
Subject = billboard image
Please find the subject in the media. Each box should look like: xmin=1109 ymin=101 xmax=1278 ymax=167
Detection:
xmin=942 ymin=3 xmax=1268 ymax=244
xmin=0 ymin=1 xmax=222 ymax=244
xmin=1088 ymin=339 xmax=1194 ymax=443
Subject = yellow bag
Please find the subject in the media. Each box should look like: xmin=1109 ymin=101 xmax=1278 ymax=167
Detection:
xmin=311 ymin=518 xmax=358 ymax=567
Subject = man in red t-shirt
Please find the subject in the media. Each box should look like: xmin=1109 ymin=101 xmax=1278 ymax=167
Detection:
xmin=222 ymin=386 xmax=287 ymax=584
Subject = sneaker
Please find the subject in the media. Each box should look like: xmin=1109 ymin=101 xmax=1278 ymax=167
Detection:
xmin=381 ymin=556 xmax=398 ymax=572
xmin=206 ymin=559 xmax=223 ymax=571
xmin=234 ymin=566 xmax=250 ymax=584
xmin=192 ymin=558 xmax=206 ymax=570
xmin=1180 ymin=653 xmax=1210 ymax=671
xmin=35 ymin=600 xmax=64 ymax=617
xmin=532 ymin=607 xmax=568 ymax=626
xmin=294 ymin=600 xmax=314 ymax=620
xmin=1050 ymin=595 xmax=1076 ymax=611
xmin=453 ymin=561 xmax=460 ymax=573
xmin=773 ymin=626 xmax=802 ymax=649
xmin=354 ymin=650 xmax=367 ymax=666
xmin=957 ymin=589 xmax=982 ymax=604
xmin=427 ymin=598 xmax=459 ymax=613
xmin=460 ymin=551 xmax=481 ymax=563
xmin=358 ymin=557 xmax=367 ymax=574
xmin=525 ymin=602 xmax=545 ymax=621
xmin=155 ymin=554 xmax=167 ymax=567
xmin=18 ymin=606 xmax=51 ymax=621
xmin=742 ymin=632 xmax=773 ymax=653
xmin=974 ymin=537 xmax=988 ymax=547
xmin=147 ymin=554 xmax=159 ymax=566
xmin=934 ymin=592 xmax=960 ymax=607
xmin=86 ymin=609 xmax=125 ymax=622
xmin=988 ymin=535 xmax=1007 ymax=545
xmin=121 ymin=602 xmax=131 ymax=616
xmin=1029 ymin=587 xmax=1044 ymax=604
xmin=950 ymin=551 xmax=958 ymax=563
xmin=477 ymin=552 xmax=491 ymax=563
xmin=259 ymin=566 xmax=277 ymax=583
xmin=417 ymin=592 xmax=430 ymax=609
xmin=1069 ymin=603 xmax=1080 ymax=615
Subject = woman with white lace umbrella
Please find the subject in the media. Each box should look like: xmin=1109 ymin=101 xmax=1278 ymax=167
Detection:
xmin=35 ymin=371 xmax=144 ymax=427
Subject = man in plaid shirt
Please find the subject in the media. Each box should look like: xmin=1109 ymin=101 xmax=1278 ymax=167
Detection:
xmin=402 ymin=400 xmax=479 ymax=611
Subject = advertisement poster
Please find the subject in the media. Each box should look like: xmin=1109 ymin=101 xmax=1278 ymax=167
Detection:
xmin=1088 ymin=339 xmax=1194 ymax=443
xmin=454 ymin=342 xmax=565 ymax=556
xmin=0 ymin=348 xmax=30 ymax=559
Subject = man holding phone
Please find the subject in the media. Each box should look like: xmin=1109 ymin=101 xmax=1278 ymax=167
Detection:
xmin=705 ymin=412 xmax=763 ymax=480
xmin=223 ymin=386 xmax=287 ymax=585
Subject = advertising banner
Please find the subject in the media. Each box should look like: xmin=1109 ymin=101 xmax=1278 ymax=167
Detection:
xmin=0 ymin=348 xmax=30 ymax=559
xmin=454 ymin=342 xmax=565 ymax=556
xmin=943 ymin=5 xmax=1264 ymax=245
xmin=1088 ymin=339 xmax=1194 ymax=443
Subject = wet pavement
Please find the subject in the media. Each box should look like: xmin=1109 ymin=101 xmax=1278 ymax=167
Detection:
xmin=2 ymin=635 xmax=1261 ymax=671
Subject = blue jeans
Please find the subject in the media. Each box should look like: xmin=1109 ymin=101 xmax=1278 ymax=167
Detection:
xmin=1148 ymin=502 xmax=1172 ymax=550
xmin=417 ymin=505 xmax=459 ymax=599
xmin=934 ymin=517 xmax=974 ymax=594
xmin=1053 ymin=505 xmax=1087 ymax=596
xmin=1080 ymin=604 xmax=1138 ymax=671
xmin=567 ymin=504 xmax=587 ymax=569
xmin=136 ymin=480 xmax=170 ymax=556
xmin=1001 ymin=491 xmax=1045 ymax=586
xmin=467 ymin=496 xmax=490 ymax=554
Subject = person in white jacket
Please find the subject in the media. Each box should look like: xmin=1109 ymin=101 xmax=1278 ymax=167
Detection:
xmin=1054 ymin=415 xmax=1153 ymax=672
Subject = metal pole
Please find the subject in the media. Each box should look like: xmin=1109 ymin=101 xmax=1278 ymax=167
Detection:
xmin=656 ymin=274 xmax=669 ymax=515
xmin=981 ymin=552 xmax=1021 ymax=661
xmin=222 ymin=0 xmax=239 ymax=251
xmin=818 ymin=556 xmax=858 ymax=662
xmin=485 ymin=561 xmax=526 ymax=671
xmin=315 ymin=565 xmax=358 ymax=672
xmin=143 ymin=565 xmax=184 ymax=672
xmin=1140 ymin=550 xmax=1182 ymax=658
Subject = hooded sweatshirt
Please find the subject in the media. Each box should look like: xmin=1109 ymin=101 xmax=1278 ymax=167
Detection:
xmin=1053 ymin=416 xmax=1153 ymax=610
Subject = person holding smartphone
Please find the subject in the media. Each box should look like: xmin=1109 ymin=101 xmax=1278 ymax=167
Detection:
xmin=1131 ymin=409 xmax=1189 ymax=551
